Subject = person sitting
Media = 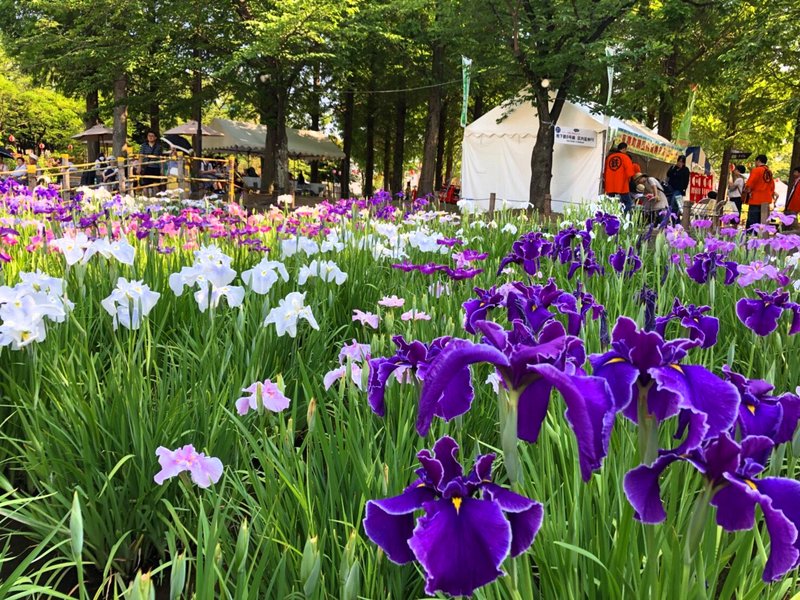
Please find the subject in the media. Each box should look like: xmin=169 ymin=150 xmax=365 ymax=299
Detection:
xmin=10 ymin=157 xmax=27 ymax=182
xmin=102 ymin=157 xmax=119 ymax=191
xmin=690 ymin=191 xmax=718 ymax=219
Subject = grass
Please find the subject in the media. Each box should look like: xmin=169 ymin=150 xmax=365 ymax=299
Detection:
xmin=0 ymin=190 xmax=798 ymax=597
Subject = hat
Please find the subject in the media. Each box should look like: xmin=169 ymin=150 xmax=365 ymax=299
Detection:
xmin=636 ymin=183 xmax=645 ymax=193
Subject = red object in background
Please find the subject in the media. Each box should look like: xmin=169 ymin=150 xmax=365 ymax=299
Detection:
xmin=39 ymin=143 xmax=45 ymax=149
xmin=689 ymin=173 xmax=714 ymax=202
xmin=8 ymin=135 xmax=15 ymax=143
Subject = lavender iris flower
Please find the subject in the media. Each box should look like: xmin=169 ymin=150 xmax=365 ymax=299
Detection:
xmin=736 ymin=289 xmax=800 ymax=336
xmin=624 ymin=433 xmax=800 ymax=582
xmin=721 ymin=366 xmax=800 ymax=444
xmin=363 ymin=436 xmax=543 ymax=597
xmin=590 ymin=317 xmax=740 ymax=456
xmin=654 ymin=298 xmax=719 ymax=348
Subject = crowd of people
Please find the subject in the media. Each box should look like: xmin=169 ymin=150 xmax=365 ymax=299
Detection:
xmin=603 ymin=141 xmax=794 ymax=229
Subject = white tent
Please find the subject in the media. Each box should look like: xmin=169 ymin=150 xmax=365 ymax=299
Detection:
xmin=461 ymin=97 xmax=683 ymax=213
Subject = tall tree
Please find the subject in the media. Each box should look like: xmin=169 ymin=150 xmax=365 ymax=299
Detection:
xmin=480 ymin=0 xmax=642 ymax=210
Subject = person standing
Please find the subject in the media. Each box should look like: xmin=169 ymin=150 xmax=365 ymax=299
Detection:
xmin=785 ymin=166 xmax=800 ymax=216
xmin=742 ymin=154 xmax=776 ymax=229
xmin=666 ymin=155 xmax=690 ymax=216
xmin=139 ymin=130 xmax=164 ymax=196
xmin=727 ymin=164 xmax=746 ymax=216
xmin=604 ymin=142 xmax=636 ymax=213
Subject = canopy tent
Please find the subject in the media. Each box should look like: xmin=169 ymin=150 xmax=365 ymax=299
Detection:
xmin=203 ymin=118 xmax=345 ymax=160
xmin=163 ymin=121 xmax=223 ymax=137
xmin=461 ymin=96 xmax=684 ymax=213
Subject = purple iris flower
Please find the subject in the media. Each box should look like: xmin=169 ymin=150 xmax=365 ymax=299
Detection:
xmin=722 ymin=366 xmax=800 ymax=445
xmin=552 ymin=227 xmax=592 ymax=264
xmin=624 ymin=433 xmax=800 ymax=582
xmin=363 ymin=436 xmax=543 ymax=597
xmin=686 ymin=251 xmax=738 ymax=285
xmin=654 ymin=298 xmax=719 ymax=348
xmin=444 ymin=266 xmax=484 ymax=280
xmin=590 ymin=317 xmax=740 ymax=456
xmin=769 ymin=234 xmax=800 ymax=252
xmin=665 ymin=225 xmax=697 ymax=250
xmin=496 ymin=231 xmax=553 ymax=276
xmin=586 ymin=211 xmax=621 ymax=236
xmin=418 ymin=319 xmax=615 ymax=480
xmin=736 ymin=289 xmax=800 ymax=336
xmin=367 ymin=335 xmax=459 ymax=419
xmin=638 ymin=286 xmax=658 ymax=332
xmin=463 ymin=287 xmax=505 ymax=334
xmin=567 ymin=250 xmax=605 ymax=280
xmin=609 ymin=247 xmax=642 ymax=277
xmin=704 ymin=237 xmax=736 ymax=254
xmin=436 ymin=237 xmax=463 ymax=247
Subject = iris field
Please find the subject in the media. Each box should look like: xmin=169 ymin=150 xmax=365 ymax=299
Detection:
xmin=1 ymin=182 xmax=799 ymax=599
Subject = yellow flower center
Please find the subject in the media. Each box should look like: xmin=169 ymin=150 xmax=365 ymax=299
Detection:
xmin=452 ymin=497 xmax=462 ymax=514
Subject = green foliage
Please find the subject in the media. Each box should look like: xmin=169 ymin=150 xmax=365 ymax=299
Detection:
xmin=0 ymin=68 xmax=83 ymax=151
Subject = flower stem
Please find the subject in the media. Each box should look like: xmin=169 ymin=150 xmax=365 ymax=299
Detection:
xmin=681 ymin=483 xmax=714 ymax=595
xmin=499 ymin=387 xmax=521 ymax=485
xmin=636 ymin=382 xmax=658 ymax=465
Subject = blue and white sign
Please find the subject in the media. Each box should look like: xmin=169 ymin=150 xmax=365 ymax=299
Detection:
xmin=554 ymin=126 xmax=597 ymax=147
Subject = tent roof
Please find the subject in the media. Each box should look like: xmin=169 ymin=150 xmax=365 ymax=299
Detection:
xmin=72 ymin=123 xmax=113 ymax=141
xmin=204 ymin=118 xmax=345 ymax=160
xmin=465 ymin=96 xmax=682 ymax=155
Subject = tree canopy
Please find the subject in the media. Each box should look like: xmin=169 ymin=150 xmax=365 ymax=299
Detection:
xmin=0 ymin=0 xmax=799 ymax=195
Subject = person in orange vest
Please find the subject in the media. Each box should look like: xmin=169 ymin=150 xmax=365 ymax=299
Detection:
xmin=785 ymin=166 xmax=800 ymax=216
xmin=604 ymin=142 xmax=637 ymax=213
xmin=742 ymin=154 xmax=776 ymax=230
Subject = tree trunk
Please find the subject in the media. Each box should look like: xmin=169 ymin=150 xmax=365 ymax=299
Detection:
xmin=529 ymin=91 xmax=558 ymax=212
xmin=273 ymin=90 xmax=290 ymax=193
xmin=365 ymin=92 xmax=376 ymax=197
xmin=341 ymin=88 xmax=354 ymax=198
xmin=790 ymin=104 xmax=800 ymax=172
xmin=261 ymin=85 xmax=289 ymax=194
xmin=419 ymin=43 xmax=444 ymax=196
xmin=310 ymin=63 xmax=321 ymax=184
xmin=149 ymin=80 xmax=160 ymax=133
xmin=716 ymin=100 xmax=738 ymax=203
xmin=657 ymin=51 xmax=678 ymax=140
xmin=435 ymin=99 xmax=448 ymax=191
xmin=444 ymin=124 xmax=454 ymax=187
xmin=472 ymin=93 xmax=484 ymax=121
xmin=84 ymin=90 xmax=100 ymax=162
xmin=112 ymin=73 xmax=128 ymax=158
xmin=382 ymin=121 xmax=392 ymax=191
xmin=391 ymin=92 xmax=406 ymax=193
xmin=191 ymin=67 xmax=203 ymax=193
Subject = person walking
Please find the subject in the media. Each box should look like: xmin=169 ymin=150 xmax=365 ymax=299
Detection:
xmin=742 ymin=154 xmax=776 ymax=230
xmin=785 ymin=166 xmax=800 ymax=216
xmin=666 ymin=155 xmax=690 ymax=216
xmin=727 ymin=164 xmax=746 ymax=216
xmin=604 ymin=142 xmax=637 ymax=213
xmin=139 ymin=130 xmax=164 ymax=196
